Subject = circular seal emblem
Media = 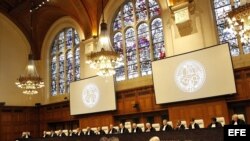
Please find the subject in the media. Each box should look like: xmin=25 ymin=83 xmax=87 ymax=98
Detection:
xmin=82 ymin=84 xmax=99 ymax=108
xmin=175 ymin=60 xmax=206 ymax=93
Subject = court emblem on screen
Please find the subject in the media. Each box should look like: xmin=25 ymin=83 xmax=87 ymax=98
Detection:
xmin=175 ymin=60 xmax=206 ymax=93
xmin=82 ymin=84 xmax=99 ymax=108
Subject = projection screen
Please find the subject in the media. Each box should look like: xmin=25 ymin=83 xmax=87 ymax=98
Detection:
xmin=70 ymin=76 xmax=116 ymax=115
xmin=152 ymin=44 xmax=236 ymax=104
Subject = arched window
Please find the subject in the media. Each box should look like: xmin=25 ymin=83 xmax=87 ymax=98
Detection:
xmin=112 ymin=0 xmax=165 ymax=81
xmin=213 ymin=0 xmax=250 ymax=56
xmin=50 ymin=28 xmax=80 ymax=96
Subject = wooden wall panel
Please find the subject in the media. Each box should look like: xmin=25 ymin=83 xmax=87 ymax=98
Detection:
xmin=246 ymin=105 xmax=250 ymax=123
xmin=168 ymin=100 xmax=228 ymax=128
xmin=79 ymin=114 xmax=113 ymax=128
xmin=0 ymin=107 xmax=39 ymax=141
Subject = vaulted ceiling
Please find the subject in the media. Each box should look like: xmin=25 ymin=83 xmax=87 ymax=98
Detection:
xmin=0 ymin=0 xmax=108 ymax=59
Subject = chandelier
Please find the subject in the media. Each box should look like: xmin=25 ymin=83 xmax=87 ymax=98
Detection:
xmin=86 ymin=0 xmax=122 ymax=77
xmin=224 ymin=2 xmax=250 ymax=54
xmin=15 ymin=1 xmax=44 ymax=95
xmin=16 ymin=54 xmax=44 ymax=95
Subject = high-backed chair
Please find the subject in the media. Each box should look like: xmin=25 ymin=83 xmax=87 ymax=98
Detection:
xmin=181 ymin=120 xmax=188 ymax=129
xmin=216 ymin=117 xmax=225 ymax=127
xmin=101 ymin=126 xmax=109 ymax=134
xmin=124 ymin=122 xmax=132 ymax=133
xmin=194 ymin=119 xmax=204 ymax=128
xmin=167 ymin=121 xmax=173 ymax=128
xmin=55 ymin=130 xmax=59 ymax=135
xmin=82 ymin=128 xmax=87 ymax=134
xmin=137 ymin=123 xmax=145 ymax=132
xmin=237 ymin=114 xmax=245 ymax=121
xmin=113 ymin=126 xmax=119 ymax=131
xmin=72 ymin=129 xmax=77 ymax=134
xmin=91 ymin=127 xmax=97 ymax=134
xmin=62 ymin=129 xmax=68 ymax=136
xmin=45 ymin=131 xmax=51 ymax=135
xmin=152 ymin=123 xmax=160 ymax=131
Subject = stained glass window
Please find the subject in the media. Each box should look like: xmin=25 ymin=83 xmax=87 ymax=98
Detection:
xmin=50 ymin=28 xmax=80 ymax=96
xmin=138 ymin=23 xmax=151 ymax=76
xmin=213 ymin=0 xmax=245 ymax=56
xmin=136 ymin=0 xmax=147 ymax=22
xmin=51 ymin=56 xmax=57 ymax=96
xmin=113 ymin=11 xmax=122 ymax=31
xmin=123 ymin=2 xmax=134 ymax=27
xmin=112 ymin=0 xmax=165 ymax=81
xmin=114 ymin=32 xmax=125 ymax=81
xmin=149 ymin=0 xmax=160 ymax=18
xmin=59 ymin=53 xmax=65 ymax=94
xmin=151 ymin=18 xmax=165 ymax=60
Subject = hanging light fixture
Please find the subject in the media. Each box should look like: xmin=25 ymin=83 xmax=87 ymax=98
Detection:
xmin=15 ymin=0 xmax=44 ymax=95
xmin=15 ymin=54 xmax=45 ymax=95
xmin=86 ymin=0 xmax=122 ymax=77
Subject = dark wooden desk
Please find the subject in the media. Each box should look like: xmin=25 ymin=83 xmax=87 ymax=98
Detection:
xmin=17 ymin=128 xmax=224 ymax=141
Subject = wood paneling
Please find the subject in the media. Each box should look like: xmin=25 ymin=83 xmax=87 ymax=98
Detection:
xmin=0 ymin=106 xmax=39 ymax=141
xmin=79 ymin=114 xmax=113 ymax=128
xmin=168 ymin=100 xmax=229 ymax=128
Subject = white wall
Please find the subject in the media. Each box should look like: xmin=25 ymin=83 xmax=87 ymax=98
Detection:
xmin=0 ymin=13 xmax=42 ymax=106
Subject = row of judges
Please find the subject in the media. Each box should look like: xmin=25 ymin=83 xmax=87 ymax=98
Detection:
xmin=21 ymin=114 xmax=246 ymax=139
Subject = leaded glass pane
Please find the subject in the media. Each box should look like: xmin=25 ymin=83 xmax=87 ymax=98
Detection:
xmin=113 ymin=32 xmax=125 ymax=81
xmin=128 ymin=64 xmax=138 ymax=79
xmin=213 ymin=0 xmax=241 ymax=56
xmin=127 ymin=50 xmax=137 ymax=65
xmin=138 ymin=23 xmax=150 ymax=48
xmin=149 ymin=0 xmax=160 ymax=17
xmin=125 ymin=28 xmax=136 ymax=52
xmin=243 ymin=41 xmax=250 ymax=54
xmin=151 ymin=18 xmax=165 ymax=60
xmin=148 ymin=0 xmax=157 ymax=7
xmin=123 ymin=2 xmax=134 ymax=26
xmin=51 ymin=56 xmax=57 ymax=75
xmin=66 ymin=28 xmax=73 ymax=49
xmin=114 ymin=32 xmax=123 ymax=54
xmin=139 ymin=47 xmax=150 ymax=62
xmin=126 ymin=37 xmax=136 ymax=51
xmin=59 ymin=54 xmax=64 ymax=72
xmin=51 ymin=56 xmax=57 ymax=96
xmin=136 ymin=0 xmax=147 ymax=22
xmin=113 ymin=11 xmax=122 ymax=31
xmin=151 ymin=18 xmax=163 ymax=30
xmin=58 ymin=32 xmax=64 ymax=52
xmin=75 ymin=46 xmax=80 ymax=80
xmin=51 ymin=79 xmax=57 ymax=96
xmin=66 ymin=50 xmax=73 ymax=86
xmin=115 ymin=67 xmax=125 ymax=81
xmin=59 ymin=53 xmax=65 ymax=94
xmin=153 ymin=42 xmax=165 ymax=60
xmin=141 ymin=61 xmax=152 ymax=76
xmin=74 ymin=30 xmax=80 ymax=45
xmin=59 ymin=76 xmax=65 ymax=94
xmin=52 ymin=40 xmax=58 ymax=55
xmin=213 ymin=0 xmax=230 ymax=9
xmin=125 ymin=28 xmax=135 ymax=38
xmin=138 ymin=33 xmax=150 ymax=48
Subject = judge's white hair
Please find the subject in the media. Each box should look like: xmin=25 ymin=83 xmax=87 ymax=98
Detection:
xmin=149 ymin=136 xmax=160 ymax=141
